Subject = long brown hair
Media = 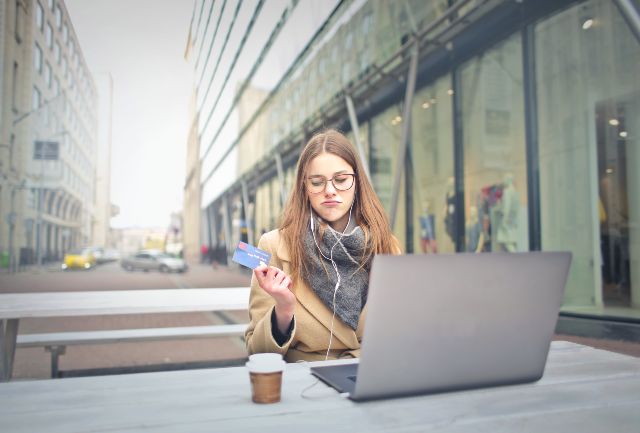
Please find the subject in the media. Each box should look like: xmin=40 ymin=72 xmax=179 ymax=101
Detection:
xmin=280 ymin=129 xmax=398 ymax=283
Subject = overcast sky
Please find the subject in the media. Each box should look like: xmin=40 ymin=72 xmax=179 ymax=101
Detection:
xmin=66 ymin=0 xmax=194 ymax=229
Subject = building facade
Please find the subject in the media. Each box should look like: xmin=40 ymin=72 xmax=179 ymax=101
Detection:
xmin=0 ymin=0 xmax=99 ymax=269
xmin=186 ymin=0 xmax=640 ymax=325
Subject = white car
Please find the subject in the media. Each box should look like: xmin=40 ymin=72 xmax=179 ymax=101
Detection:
xmin=121 ymin=250 xmax=188 ymax=273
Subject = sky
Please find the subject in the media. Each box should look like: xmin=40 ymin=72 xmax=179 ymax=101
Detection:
xmin=66 ymin=0 xmax=194 ymax=228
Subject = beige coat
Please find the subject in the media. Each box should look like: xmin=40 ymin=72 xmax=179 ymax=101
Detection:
xmin=245 ymin=229 xmax=396 ymax=362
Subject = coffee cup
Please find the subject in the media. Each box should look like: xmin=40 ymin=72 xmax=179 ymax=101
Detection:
xmin=246 ymin=353 xmax=285 ymax=404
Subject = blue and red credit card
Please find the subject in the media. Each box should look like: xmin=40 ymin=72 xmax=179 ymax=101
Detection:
xmin=232 ymin=241 xmax=271 ymax=270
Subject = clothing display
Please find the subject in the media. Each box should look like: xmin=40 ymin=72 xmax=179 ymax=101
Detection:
xmin=444 ymin=193 xmax=456 ymax=241
xmin=495 ymin=183 xmax=519 ymax=251
xmin=475 ymin=183 xmax=504 ymax=253
xmin=466 ymin=220 xmax=483 ymax=252
xmin=419 ymin=214 xmax=438 ymax=253
xmin=420 ymin=214 xmax=436 ymax=240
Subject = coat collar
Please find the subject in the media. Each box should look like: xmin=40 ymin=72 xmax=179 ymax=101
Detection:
xmin=276 ymin=233 xmax=290 ymax=262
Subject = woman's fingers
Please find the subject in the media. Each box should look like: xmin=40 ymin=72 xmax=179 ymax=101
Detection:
xmin=253 ymin=264 xmax=268 ymax=286
xmin=255 ymin=265 xmax=293 ymax=295
xmin=275 ymin=271 xmax=287 ymax=286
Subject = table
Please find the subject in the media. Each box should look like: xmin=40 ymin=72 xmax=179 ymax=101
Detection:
xmin=0 ymin=288 xmax=250 ymax=381
xmin=0 ymin=341 xmax=638 ymax=432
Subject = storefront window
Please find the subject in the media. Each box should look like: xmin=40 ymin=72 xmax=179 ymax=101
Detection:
xmin=371 ymin=104 xmax=406 ymax=247
xmin=460 ymin=33 xmax=528 ymax=253
xmin=536 ymin=0 xmax=640 ymax=313
xmin=410 ymin=75 xmax=454 ymax=254
xmin=346 ymin=121 xmax=370 ymax=178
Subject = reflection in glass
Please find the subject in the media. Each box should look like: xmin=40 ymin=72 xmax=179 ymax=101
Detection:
xmin=371 ymin=104 xmax=405 ymax=246
xmin=536 ymin=0 xmax=640 ymax=310
xmin=410 ymin=76 xmax=454 ymax=253
xmin=460 ymin=33 xmax=528 ymax=253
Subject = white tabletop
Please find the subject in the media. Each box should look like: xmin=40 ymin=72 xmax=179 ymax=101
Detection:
xmin=0 ymin=287 xmax=250 ymax=319
xmin=1 ymin=341 xmax=639 ymax=432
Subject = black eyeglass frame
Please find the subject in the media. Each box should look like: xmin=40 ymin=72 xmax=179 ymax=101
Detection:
xmin=305 ymin=173 xmax=356 ymax=194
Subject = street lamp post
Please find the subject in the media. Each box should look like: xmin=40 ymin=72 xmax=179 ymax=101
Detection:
xmin=35 ymin=158 xmax=44 ymax=266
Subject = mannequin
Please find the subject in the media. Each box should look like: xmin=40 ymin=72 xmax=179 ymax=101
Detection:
xmin=419 ymin=200 xmax=437 ymax=253
xmin=443 ymin=177 xmax=456 ymax=243
xmin=496 ymin=173 xmax=519 ymax=252
xmin=466 ymin=206 xmax=484 ymax=253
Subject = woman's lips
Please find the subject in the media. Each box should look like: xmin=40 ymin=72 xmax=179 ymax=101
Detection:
xmin=322 ymin=201 xmax=341 ymax=207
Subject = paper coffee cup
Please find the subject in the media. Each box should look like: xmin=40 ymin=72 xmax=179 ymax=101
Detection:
xmin=247 ymin=353 xmax=285 ymax=404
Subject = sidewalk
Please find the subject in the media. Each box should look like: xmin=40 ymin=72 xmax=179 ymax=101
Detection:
xmin=172 ymin=261 xmax=252 ymax=288
xmin=0 ymin=263 xmax=62 ymax=275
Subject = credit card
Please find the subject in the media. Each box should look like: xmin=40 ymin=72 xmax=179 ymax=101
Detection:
xmin=232 ymin=241 xmax=271 ymax=270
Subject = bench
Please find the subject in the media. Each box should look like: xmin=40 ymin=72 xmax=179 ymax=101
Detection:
xmin=16 ymin=323 xmax=248 ymax=378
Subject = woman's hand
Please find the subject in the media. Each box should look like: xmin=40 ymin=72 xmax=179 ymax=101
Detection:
xmin=254 ymin=264 xmax=295 ymax=334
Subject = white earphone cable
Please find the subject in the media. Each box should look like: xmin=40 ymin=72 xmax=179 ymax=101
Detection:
xmin=309 ymin=203 xmax=353 ymax=361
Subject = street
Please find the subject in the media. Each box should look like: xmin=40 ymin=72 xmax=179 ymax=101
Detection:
xmin=0 ymin=261 xmax=252 ymax=380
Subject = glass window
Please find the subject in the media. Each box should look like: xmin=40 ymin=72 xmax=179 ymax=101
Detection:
xmin=460 ymin=33 xmax=528 ymax=254
xmin=62 ymin=23 xmax=68 ymax=43
xmin=411 ymin=75 xmax=455 ymax=254
xmin=34 ymin=43 xmax=43 ymax=74
xmin=54 ymin=41 xmax=61 ymax=63
xmin=14 ymin=0 xmax=23 ymax=42
xmin=371 ymin=104 xmax=406 ymax=247
xmin=48 ymin=0 xmax=54 ymax=10
xmin=55 ymin=5 xmax=62 ymax=28
xmin=44 ymin=62 xmax=51 ymax=87
xmin=12 ymin=62 xmax=19 ymax=111
xmin=46 ymin=22 xmax=53 ymax=48
xmin=32 ymin=86 xmax=41 ymax=110
xmin=35 ymin=1 xmax=44 ymax=31
xmin=536 ymin=0 xmax=640 ymax=313
xmin=53 ymin=76 xmax=59 ymax=95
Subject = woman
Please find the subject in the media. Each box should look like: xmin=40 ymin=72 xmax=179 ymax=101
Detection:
xmin=245 ymin=129 xmax=400 ymax=362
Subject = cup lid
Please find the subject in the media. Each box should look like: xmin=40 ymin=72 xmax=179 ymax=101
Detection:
xmin=248 ymin=353 xmax=283 ymax=363
xmin=246 ymin=360 xmax=285 ymax=373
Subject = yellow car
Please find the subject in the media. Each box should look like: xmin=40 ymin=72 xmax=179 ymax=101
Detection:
xmin=61 ymin=248 xmax=96 ymax=270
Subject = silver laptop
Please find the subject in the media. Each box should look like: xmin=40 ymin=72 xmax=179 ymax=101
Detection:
xmin=311 ymin=252 xmax=572 ymax=401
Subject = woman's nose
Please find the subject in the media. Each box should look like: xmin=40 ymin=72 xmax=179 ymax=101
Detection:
xmin=324 ymin=180 xmax=337 ymax=194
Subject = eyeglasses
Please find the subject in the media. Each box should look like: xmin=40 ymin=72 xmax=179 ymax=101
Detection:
xmin=306 ymin=173 xmax=355 ymax=194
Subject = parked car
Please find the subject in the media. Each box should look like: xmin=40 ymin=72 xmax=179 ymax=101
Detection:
xmin=87 ymin=246 xmax=120 ymax=263
xmin=102 ymin=249 xmax=121 ymax=262
xmin=120 ymin=250 xmax=188 ymax=273
xmin=62 ymin=248 xmax=97 ymax=270
xmin=86 ymin=246 xmax=105 ymax=263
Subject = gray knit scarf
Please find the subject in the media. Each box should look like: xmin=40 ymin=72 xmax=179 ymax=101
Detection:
xmin=303 ymin=217 xmax=370 ymax=330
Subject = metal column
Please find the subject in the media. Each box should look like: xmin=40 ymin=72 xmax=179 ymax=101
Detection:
xmin=345 ymin=94 xmax=370 ymax=180
xmin=221 ymin=195 xmax=233 ymax=265
xmin=241 ymin=180 xmax=254 ymax=245
xmin=451 ymin=68 xmax=466 ymax=253
xmin=522 ymin=25 xmax=541 ymax=251
xmin=275 ymin=152 xmax=287 ymax=208
xmin=390 ymin=40 xmax=419 ymax=230
xmin=614 ymin=0 xmax=640 ymax=44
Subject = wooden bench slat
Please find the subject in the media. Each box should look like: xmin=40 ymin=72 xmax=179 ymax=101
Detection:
xmin=16 ymin=324 xmax=247 ymax=347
